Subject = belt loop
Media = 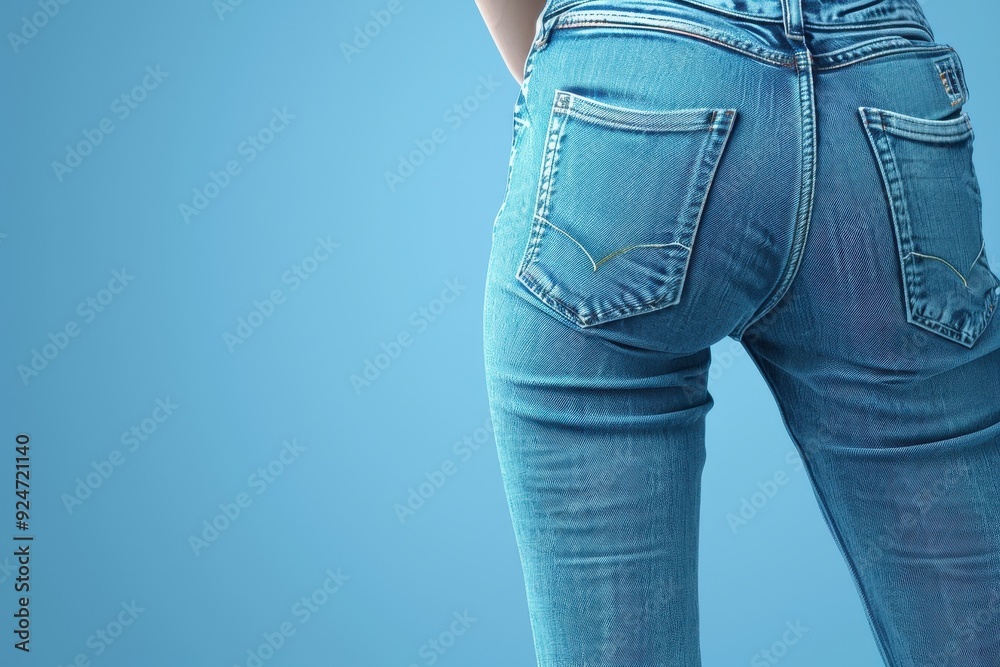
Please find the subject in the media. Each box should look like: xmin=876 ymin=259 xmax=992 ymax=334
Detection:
xmin=533 ymin=11 xmax=557 ymax=50
xmin=781 ymin=0 xmax=806 ymax=42
xmin=533 ymin=0 xmax=560 ymax=50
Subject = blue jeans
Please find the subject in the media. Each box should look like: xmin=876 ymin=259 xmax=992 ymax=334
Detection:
xmin=482 ymin=0 xmax=1000 ymax=665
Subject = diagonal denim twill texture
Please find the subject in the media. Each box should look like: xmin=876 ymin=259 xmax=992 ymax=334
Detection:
xmin=483 ymin=0 xmax=1000 ymax=666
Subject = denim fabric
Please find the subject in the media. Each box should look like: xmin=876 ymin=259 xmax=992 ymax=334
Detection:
xmin=482 ymin=0 xmax=1000 ymax=665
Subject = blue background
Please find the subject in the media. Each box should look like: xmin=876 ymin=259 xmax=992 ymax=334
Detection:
xmin=1 ymin=1 xmax=996 ymax=665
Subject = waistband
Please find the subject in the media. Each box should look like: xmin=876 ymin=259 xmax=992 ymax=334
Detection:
xmin=542 ymin=0 xmax=933 ymax=32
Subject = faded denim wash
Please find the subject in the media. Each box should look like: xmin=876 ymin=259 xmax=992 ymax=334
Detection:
xmin=482 ymin=0 xmax=1000 ymax=665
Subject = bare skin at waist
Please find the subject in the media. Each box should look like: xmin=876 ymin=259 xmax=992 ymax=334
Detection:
xmin=475 ymin=0 xmax=547 ymax=84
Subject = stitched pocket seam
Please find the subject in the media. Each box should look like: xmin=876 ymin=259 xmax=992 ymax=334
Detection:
xmin=516 ymin=89 xmax=736 ymax=328
xmin=859 ymin=106 xmax=999 ymax=348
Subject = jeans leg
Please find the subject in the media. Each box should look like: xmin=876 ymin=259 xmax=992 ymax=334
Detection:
xmin=484 ymin=269 xmax=713 ymax=666
xmin=741 ymin=329 xmax=1000 ymax=667
xmin=734 ymin=42 xmax=1000 ymax=662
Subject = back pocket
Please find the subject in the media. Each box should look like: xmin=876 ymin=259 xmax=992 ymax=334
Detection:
xmin=860 ymin=106 xmax=1000 ymax=348
xmin=515 ymin=89 xmax=736 ymax=328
